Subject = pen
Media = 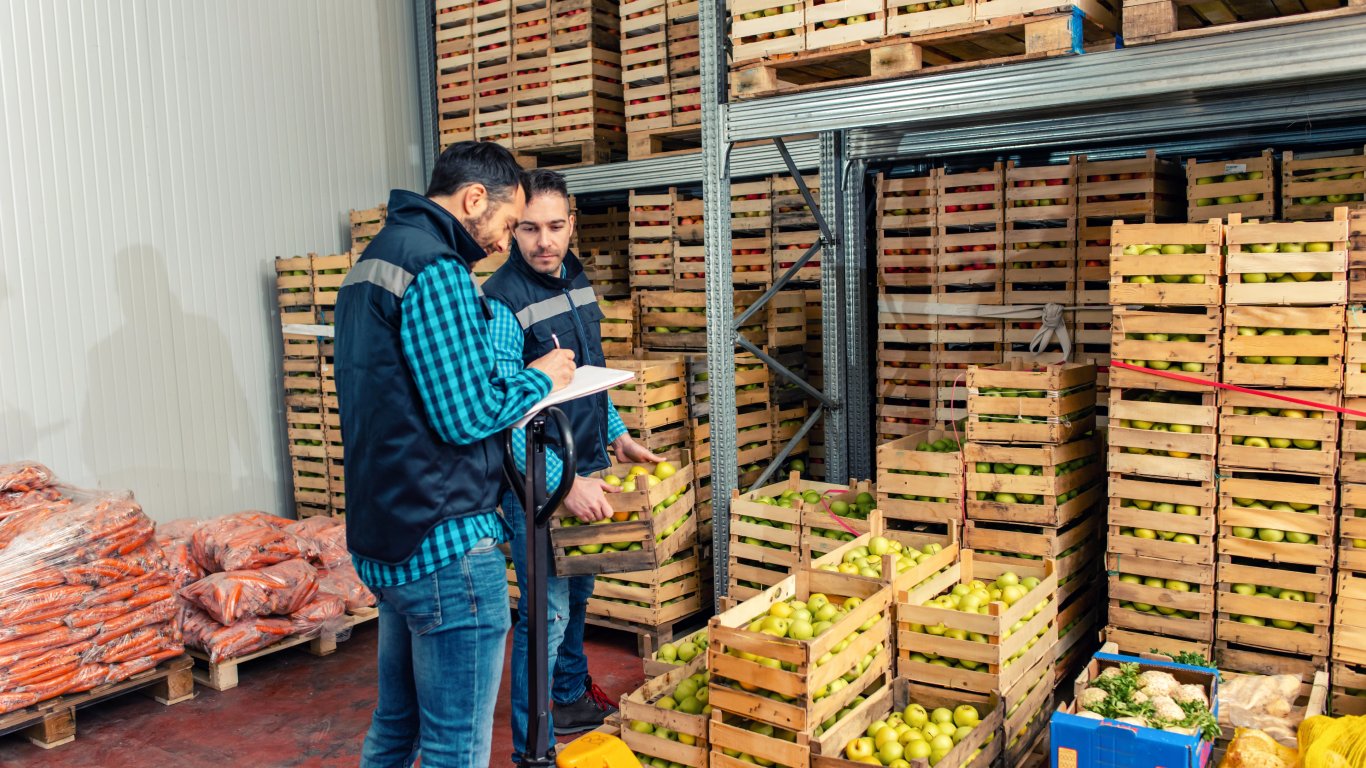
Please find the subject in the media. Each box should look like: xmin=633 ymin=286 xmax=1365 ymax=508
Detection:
xmin=552 ymin=332 xmax=561 ymax=349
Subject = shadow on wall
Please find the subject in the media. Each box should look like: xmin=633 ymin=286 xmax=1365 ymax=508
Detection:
xmin=80 ymin=246 xmax=267 ymax=518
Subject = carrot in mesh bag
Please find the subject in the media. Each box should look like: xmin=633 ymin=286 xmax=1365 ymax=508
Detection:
xmin=87 ymin=622 xmax=181 ymax=665
xmin=0 ymin=583 xmax=93 ymax=627
xmin=290 ymin=593 xmax=347 ymax=636
xmin=180 ymin=558 xmax=319 ymax=625
xmin=61 ymin=663 xmax=111 ymax=695
xmin=190 ymin=513 xmax=313 ymax=573
xmin=80 ymin=570 xmax=172 ymax=609
xmin=91 ymin=596 xmax=179 ymax=646
xmin=0 ymin=666 xmax=82 ymax=715
xmin=317 ymin=564 xmax=376 ymax=611
xmin=158 ymin=538 xmax=205 ymax=588
xmin=0 ymin=462 xmax=55 ymax=494
xmin=106 ymin=645 xmax=183 ymax=680
xmin=0 ymin=624 xmax=99 ymax=669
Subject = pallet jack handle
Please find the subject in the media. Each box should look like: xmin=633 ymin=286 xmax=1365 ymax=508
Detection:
xmin=504 ymin=407 xmax=576 ymax=768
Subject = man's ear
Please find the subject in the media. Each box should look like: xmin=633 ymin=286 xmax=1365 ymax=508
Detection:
xmin=462 ymin=183 xmax=488 ymax=217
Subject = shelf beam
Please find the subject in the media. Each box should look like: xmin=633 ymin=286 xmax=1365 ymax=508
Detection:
xmin=561 ymin=137 xmax=821 ymax=195
xmin=726 ymin=15 xmax=1366 ymax=144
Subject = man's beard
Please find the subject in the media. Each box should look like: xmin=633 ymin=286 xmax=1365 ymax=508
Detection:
xmin=458 ymin=207 xmax=501 ymax=255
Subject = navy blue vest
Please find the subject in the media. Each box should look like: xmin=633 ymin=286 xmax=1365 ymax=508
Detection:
xmin=334 ymin=190 xmax=504 ymax=565
xmin=483 ymin=246 xmax=612 ymax=476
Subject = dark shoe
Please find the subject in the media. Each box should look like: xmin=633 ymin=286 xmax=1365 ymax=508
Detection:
xmin=552 ymin=676 xmax=618 ymax=735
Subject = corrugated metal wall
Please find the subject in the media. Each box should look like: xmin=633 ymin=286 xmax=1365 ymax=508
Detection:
xmin=0 ymin=1 xmax=424 ymax=521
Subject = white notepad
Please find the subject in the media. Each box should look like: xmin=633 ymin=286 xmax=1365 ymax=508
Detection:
xmin=513 ymin=365 xmax=634 ymax=429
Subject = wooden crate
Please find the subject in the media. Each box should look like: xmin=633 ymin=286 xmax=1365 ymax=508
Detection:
xmin=1108 ymin=219 xmax=1223 ymax=306
xmin=1224 ymin=208 xmax=1349 ymax=306
xmin=804 ymin=0 xmax=885 ymax=51
xmin=630 ymin=188 xmax=674 ymax=239
xmin=348 ymin=205 xmax=387 ymax=255
xmin=629 ymin=240 xmax=673 ymax=289
xmin=936 ymin=165 xmax=1006 ymax=305
xmin=549 ymin=451 xmax=697 ymax=576
xmin=1102 ymin=625 xmax=1212 ymax=662
xmin=587 ymin=546 xmax=705 ymax=632
xmin=673 ymin=235 xmax=773 ymax=289
xmin=967 ymin=512 xmax=1097 ymax=569
xmin=876 ymin=232 xmax=936 ymax=289
xmin=876 ymin=344 xmax=935 ymax=406
xmin=620 ymin=656 xmax=710 ymax=767
xmin=964 ymin=437 xmax=1104 ymax=526
xmin=639 ymin=290 xmax=766 ymax=350
xmin=772 ymin=401 xmax=811 ymax=456
xmin=875 ymin=430 xmax=964 ymax=525
xmin=1107 ymin=475 xmax=1216 ymax=566
xmin=1124 ymin=0 xmax=1366 ymax=46
xmin=1079 ymin=150 xmax=1184 ymax=222
xmin=965 ymin=360 xmax=1097 ymax=444
xmin=767 ymin=291 xmax=808 ymax=350
xmin=598 ymin=296 xmax=636 ymax=357
xmin=1340 ymin=482 xmax=1366 ymax=573
xmin=774 ymin=228 xmax=823 ymax=284
xmin=1217 ymin=557 xmax=1332 ymax=660
xmin=1006 ymin=158 xmax=1076 ymax=223
xmin=727 ymin=485 xmax=802 ymax=599
xmin=1218 ymin=471 xmax=1336 ymax=568
xmin=708 ymin=568 xmax=894 ymax=732
xmin=1282 ymin=147 xmax=1366 ymax=221
xmin=1004 ymin=223 xmax=1077 ymax=305
xmin=877 ymin=172 xmax=936 ymax=232
xmin=1217 ymin=388 xmax=1340 ymax=476
xmin=1344 ymin=399 xmax=1366 ymax=484
xmin=1185 ymin=150 xmax=1275 ymax=222
xmin=808 ymin=680 xmax=1002 ymax=768
xmin=876 ymin=400 xmax=936 ymax=440
xmin=1332 ymin=661 xmax=1366 ymax=716
xmin=730 ymin=0 xmax=805 ymax=64
xmin=1337 ymin=570 xmax=1366 ymax=668
xmin=772 ymin=172 xmax=822 ymax=229
xmin=809 ymin=519 xmax=960 ymax=593
xmin=796 ymin=482 xmax=878 ymax=557
xmin=1109 ymin=306 xmax=1222 ymax=391
xmin=1222 ymin=305 xmax=1345 ymax=388
xmin=896 ymin=551 xmax=1059 ymax=695
xmin=1106 ymin=552 xmax=1215 ymax=645
xmin=1075 ymin=219 xmax=1114 ymax=305
xmin=730 ymin=178 xmax=773 ymax=232
xmin=607 ymin=356 xmax=688 ymax=431
xmin=1108 ymin=388 xmax=1217 ymax=483
xmin=1350 ymin=210 xmax=1366 ymax=302
xmin=1347 ymin=311 xmax=1366 ymax=396
xmin=1003 ymin=653 xmax=1055 ymax=766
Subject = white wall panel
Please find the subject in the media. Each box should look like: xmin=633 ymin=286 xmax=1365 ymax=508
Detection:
xmin=0 ymin=0 xmax=424 ymax=521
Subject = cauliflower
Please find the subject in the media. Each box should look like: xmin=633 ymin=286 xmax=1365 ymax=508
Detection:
xmin=1138 ymin=670 xmax=1180 ymax=698
xmin=1173 ymin=684 xmax=1208 ymax=708
xmin=1131 ymin=690 xmax=1150 ymax=705
xmin=1099 ymin=667 xmax=1123 ymax=680
xmin=1078 ymin=687 xmax=1109 ymax=710
xmin=1151 ymin=695 xmax=1185 ymax=723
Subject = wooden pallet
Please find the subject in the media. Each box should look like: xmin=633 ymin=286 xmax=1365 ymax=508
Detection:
xmin=188 ymin=608 xmax=378 ymax=692
xmin=732 ymin=0 xmax=1115 ymax=99
xmin=584 ymin=607 xmax=709 ymax=657
xmin=512 ymin=131 xmax=624 ymax=168
xmin=0 ymin=656 xmax=195 ymax=750
xmin=627 ymin=123 xmax=703 ymax=160
xmin=1123 ymin=0 xmax=1366 ymax=47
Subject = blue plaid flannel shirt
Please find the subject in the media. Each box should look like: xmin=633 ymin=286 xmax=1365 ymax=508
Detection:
xmin=488 ymin=278 xmax=627 ymax=494
xmin=353 ymin=257 xmax=552 ymax=589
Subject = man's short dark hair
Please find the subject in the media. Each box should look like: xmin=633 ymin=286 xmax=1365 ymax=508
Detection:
xmin=425 ymin=141 xmax=529 ymax=203
xmin=526 ymin=169 xmax=570 ymax=204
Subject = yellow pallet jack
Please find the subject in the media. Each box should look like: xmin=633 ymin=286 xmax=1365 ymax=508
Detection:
xmin=504 ymin=407 xmax=642 ymax=768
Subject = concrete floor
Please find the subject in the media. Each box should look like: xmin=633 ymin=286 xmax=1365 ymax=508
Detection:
xmin=0 ymin=619 xmax=647 ymax=767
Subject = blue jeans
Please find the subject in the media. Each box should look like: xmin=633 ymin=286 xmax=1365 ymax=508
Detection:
xmin=553 ymin=573 xmax=593 ymax=705
xmin=360 ymin=538 xmax=510 ymax=768
xmin=503 ymin=490 xmax=594 ymax=756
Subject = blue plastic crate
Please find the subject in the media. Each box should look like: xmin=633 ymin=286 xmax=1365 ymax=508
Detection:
xmin=1050 ymin=650 xmax=1219 ymax=768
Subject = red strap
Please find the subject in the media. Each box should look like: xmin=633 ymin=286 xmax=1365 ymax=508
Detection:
xmin=1109 ymin=361 xmax=1366 ymax=418
xmin=818 ymin=490 xmax=862 ymax=536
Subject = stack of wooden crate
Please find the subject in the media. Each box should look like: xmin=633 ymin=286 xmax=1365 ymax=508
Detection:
xmin=804 ymin=287 xmax=828 ymax=479
xmin=874 ymin=171 xmax=937 ymax=441
xmin=620 ymin=0 xmax=701 ymax=160
xmin=1076 ymin=150 xmax=1183 ymax=306
xmin=577 ymin=205 xmax=630 ymax=297
xmin=274 ymin=253 xmax=355 ymax=519
xmin=1282 ymin=146 xmax=1366 ymax=222
xmin=1338 ymin=210 xmax=1366 ymax=715
xmin=348 ymin=205 xmax=387 ymax=256
xmin=1105 ymin=219 xmax=1223 ymax=660
xmin=436 ymin=1 xmax=475 ymax=146
xmin=1185 ymin=149 xmax=1276 ymax=225
xmin=771 ymin=172 xmax=823 ymax=284
xmin=1215 ymin=211 xmax=1347 ymax=680
xmin=1003 ymin=159 xmax=1078 ymax=365
xmin=628 ymin=188 xmax=675 ymax=290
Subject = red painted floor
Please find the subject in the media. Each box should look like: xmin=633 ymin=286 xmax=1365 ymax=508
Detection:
xmin=0 ymin=619 xmax=647 ymax=767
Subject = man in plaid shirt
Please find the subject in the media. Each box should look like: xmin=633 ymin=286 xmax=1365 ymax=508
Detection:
xmin=335 ymin=142 xmax=575 ymax=768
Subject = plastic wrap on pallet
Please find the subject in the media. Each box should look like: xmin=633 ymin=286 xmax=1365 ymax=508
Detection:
xmin=0 ymin=480 xmax=184 ymax=715
xmin=190 ymin=511 xmax=315 ymax=573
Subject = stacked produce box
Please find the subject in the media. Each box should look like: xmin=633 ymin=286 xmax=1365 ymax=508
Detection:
xmin=435 ymin=1 xmax=475 ymax=147
xmin=1105 ymin=219 xmax=1223 ymax=660
xmin=1338 ymin=212 xmax=1366 ymax=715
xmin=577 ymin=205 xmax=630 ymax=298
xmin=1185 ymin=149 xmax=1276 ymax=225
xmin=1281 ymin=147 xmax=1366 ymax=222
xmin=1002 ymin=159 xmax=1078 ymax=365
xmin=875 ymin=171 xmax=937 ymax=442
xmin=1216 ymin=211 xmax=1347 ymax=680
xmin=936 ymin=165 xmax=1005 ymax=428
xmin=1076 ymin=150 xmax=1183 ymax=305
xmin=772 ymin=172 xmax=824 ymax=284
xmin=620 ymin=0 xmax=700 ymax=149
xmin=963 ymin=361 xmax=1102 ymax=683
xmin=629 ymin=188 xmax=675 ymax=289
xmin=805 ymin=287 xmax=828 ymax=480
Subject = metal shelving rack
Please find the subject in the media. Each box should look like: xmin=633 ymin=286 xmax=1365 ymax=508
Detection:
xmin=420 ymin=1 xmax=1366 ymax=603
